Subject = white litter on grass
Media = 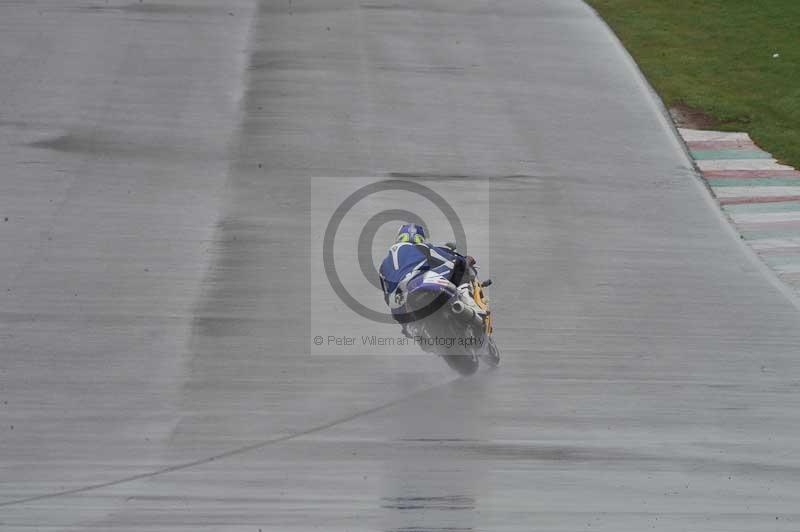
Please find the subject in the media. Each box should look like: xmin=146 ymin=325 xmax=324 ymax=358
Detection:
xmin=773 ymin=53 xmax=780 ymax=58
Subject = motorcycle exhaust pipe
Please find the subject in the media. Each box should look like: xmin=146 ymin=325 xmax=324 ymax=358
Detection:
xmin=451 ymin=299 xmax=466 ymax=313
xmin=451 ymin=300 xmax=481 ymax=324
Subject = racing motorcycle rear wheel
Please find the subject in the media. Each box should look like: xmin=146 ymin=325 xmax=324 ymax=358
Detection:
xmin=438 ymin=314 xmax=480 ymax=375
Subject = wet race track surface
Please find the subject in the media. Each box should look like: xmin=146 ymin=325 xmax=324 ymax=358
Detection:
xmin=2 ymin=1 xmax=800 ymax=530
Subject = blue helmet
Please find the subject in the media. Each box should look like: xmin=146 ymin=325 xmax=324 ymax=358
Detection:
xmin=396 ymin=223 xmax=427 ymax=244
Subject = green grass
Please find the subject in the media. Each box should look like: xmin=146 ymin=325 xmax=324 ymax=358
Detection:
xmin=585 ymin=0 xmax=800 ymax=168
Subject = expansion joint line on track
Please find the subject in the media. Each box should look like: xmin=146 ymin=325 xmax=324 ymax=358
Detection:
xmin=0 ymin=378 xmax=461 ymax=508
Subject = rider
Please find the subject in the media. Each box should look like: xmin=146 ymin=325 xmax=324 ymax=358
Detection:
xmin=378 ymin=223 xmax=485 ymax=331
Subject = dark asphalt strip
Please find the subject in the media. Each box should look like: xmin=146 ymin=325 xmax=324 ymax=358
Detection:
xmin=0 ymin=373 xmax=466 ymax=508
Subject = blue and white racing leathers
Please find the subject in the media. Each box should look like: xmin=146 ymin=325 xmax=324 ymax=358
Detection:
xmin=378 ymin=242 xmax=466 ymax=313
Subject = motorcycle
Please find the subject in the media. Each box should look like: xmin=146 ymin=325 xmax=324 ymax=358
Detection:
xmin=393 ymin=258 xmax=499 ymax=375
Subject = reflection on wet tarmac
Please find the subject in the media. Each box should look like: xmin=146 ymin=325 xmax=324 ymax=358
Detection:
xmin=382 ymin=495 xmax=475 ymax=511
xmin=378 ymin=378 xmax=490 ymax=532
xmin=385 ymin=528 xmax=474 ymax=532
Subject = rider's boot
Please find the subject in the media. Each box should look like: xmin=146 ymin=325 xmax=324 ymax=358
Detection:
xmin=456 ymin=284 xmax=487 ymax=320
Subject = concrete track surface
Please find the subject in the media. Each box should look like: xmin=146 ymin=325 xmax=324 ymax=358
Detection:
xmin=2 ymin=1 xmax=800 ymax=530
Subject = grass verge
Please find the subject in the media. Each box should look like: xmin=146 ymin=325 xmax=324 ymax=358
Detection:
xmin=585 ymin=0 xmax=800 ymax=168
